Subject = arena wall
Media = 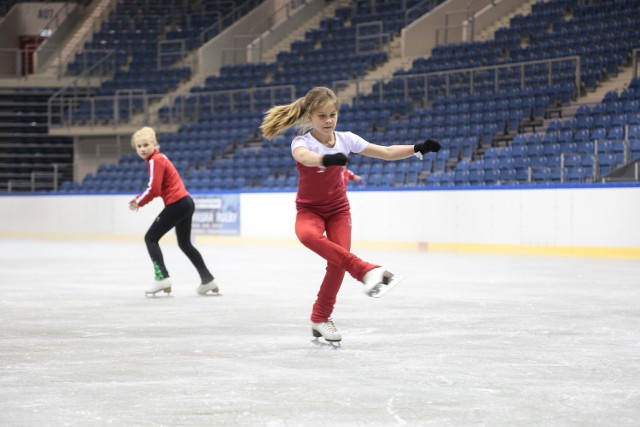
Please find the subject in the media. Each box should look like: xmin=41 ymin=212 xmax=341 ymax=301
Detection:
xmin=1 ymin=185 xmax=639 ymax=259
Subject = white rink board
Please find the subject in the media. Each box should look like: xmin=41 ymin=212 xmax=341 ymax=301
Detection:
xmin=1 ymin=186 xmax=639 ymax=250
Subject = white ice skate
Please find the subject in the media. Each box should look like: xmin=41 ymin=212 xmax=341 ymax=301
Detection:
xmin=145 ymin=278 xmax=172 ymax=297
xmin=311 ymin=320 xmax=342 ymax=342
xmin=196 ymin=279 xmax=220 ymax=296
xmin=363 ymin=267 xmax=403 ymax=298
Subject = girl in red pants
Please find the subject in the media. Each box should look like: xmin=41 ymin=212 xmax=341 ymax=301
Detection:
xmin=260 ymin=87 xmax=440 ymax=342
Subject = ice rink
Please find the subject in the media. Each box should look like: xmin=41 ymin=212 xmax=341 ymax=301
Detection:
xmin=1 ymin=238 xmax=639 ymax=426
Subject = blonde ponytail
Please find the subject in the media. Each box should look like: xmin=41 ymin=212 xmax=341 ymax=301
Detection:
xmin=260 ymin=87 xmax=339 ymax=139
xmin=260 ymin=97 xmax=306 ymax=139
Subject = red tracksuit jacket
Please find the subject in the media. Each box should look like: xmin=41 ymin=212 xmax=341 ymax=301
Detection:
xmin=135 ymin=149 xmax=188 ymax=207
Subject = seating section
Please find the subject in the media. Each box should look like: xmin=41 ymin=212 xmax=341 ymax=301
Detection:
xmin=69 ymin=0 xmax=257 ymax=75
xmin=402 ymin=0 xmax=639 ymax=92
xmin=66 ymin=0 xmax=265 ymax=125
xmin=354 ymin=0 xmax=640 ymax=187
xmin=0 ymin=88 xmax=73 ymax=192
xmin=56 ymin=0 xmax=640 ymax=194
xmin=159 ymin=0 xmax=431 ymax=123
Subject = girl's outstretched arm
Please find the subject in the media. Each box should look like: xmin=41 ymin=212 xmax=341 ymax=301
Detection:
xmin=360 ymin=143 xmax=415 ymax=161
xmin=361 ymin=139 xmax=441 ymax=161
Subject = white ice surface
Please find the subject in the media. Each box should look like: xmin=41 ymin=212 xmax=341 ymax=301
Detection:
xmin=1 ymin=239 xmax=639 ymax=426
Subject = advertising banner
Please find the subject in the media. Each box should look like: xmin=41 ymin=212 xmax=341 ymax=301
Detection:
xmin=192 ymin=194 xmax=240 ymax=235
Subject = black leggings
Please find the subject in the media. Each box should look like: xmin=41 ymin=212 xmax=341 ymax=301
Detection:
xmin=144 ymin=195 xmax=213 ymax=283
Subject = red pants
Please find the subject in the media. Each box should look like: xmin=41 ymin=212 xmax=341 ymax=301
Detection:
xmin=295 ymin=208 xmax=378 ymax=323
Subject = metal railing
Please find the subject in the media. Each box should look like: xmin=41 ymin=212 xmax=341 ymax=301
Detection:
xmin=405 ymin=0 xmax=440 ymax=27
xmin=355 ymin=21 xmax=390 ymax=55
xmin=156 ymin=84 xmax=297 ymax=125
xmin=333 ymin=56 xmax=581 ymax=105
xmin=66 ymin=48 xmax=118 ymax=77
xmin=0 ymin=45 xmax=66 ymax=78
xmin=523 ymin=154 xmax=596 ymax=185
xmin=430 ymin=0 xmax=498 ymax=45
xmin=4 ymin=163 xmax=72 ymax=193
xmin=599 ymin=125 xmax=640 ymax=183
xmin=201 ymin=0 xmax=264 ymax=47
xmin=47 ymin=50 xmax=118 ymax=128
xmin=435 ymin=9 xmax=475 ymax=45
xmin=226 ymin=0 xmax=309 ymax=66
xmin=48 ymin=84 xmax=296 ymax=129
xmin=521 ymin=124 xmax=640 ymax=185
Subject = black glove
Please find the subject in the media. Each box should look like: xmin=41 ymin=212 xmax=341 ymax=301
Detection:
xmin=322 ymin=153 xmax=348 ymax=167
xmin=414 ymin=139 xmax=441 ymax=154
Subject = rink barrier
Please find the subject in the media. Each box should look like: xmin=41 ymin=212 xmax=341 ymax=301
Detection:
xmin=2 ymin=185 xmax=639 ymax=259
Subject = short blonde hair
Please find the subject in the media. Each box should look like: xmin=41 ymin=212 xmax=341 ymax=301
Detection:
xmin=260 ymin=86 xmax=339 ymax=139
xmin=131 ymin=126 xmax=158 ymax=148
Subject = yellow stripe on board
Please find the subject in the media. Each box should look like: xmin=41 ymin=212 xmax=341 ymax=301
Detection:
xmin=1 ymin=231 xmax=638 ymax=259
xmin=424 ymin=241 xmax=640 ymax=259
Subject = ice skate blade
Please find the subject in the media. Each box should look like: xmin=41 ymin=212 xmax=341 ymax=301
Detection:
xmin=198 ymin=291 xmax=223 ymax=297
xmin=196 ymin=281 xmax=220 ymax=296
xmin=196 ymin=286 xmax=222 ymax=297
xmin=145 ymin=287 xmax=171 ymax=297
xmin=312 ymin=338 xmax=341 ymax=349
xmin=366 ymin=275 xmax=404 ymax=298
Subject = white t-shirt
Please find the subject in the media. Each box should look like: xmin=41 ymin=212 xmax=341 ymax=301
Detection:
xmin=291 ymin=131 xmax=369 ymax=156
